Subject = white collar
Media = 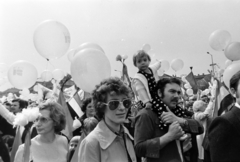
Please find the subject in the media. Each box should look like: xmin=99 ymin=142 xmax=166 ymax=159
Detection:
xmin=95 ymin=120 xmax=133 ymax=149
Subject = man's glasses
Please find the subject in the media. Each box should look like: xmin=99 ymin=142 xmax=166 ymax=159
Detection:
xmin=34 ymin=116 xmax=52 ymax=124
xmin=103 ymin=98 xmax=132 ymax=110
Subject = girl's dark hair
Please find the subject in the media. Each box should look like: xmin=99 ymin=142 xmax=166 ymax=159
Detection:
xmin=81 ymin=97 xmax=92 ymax=113
xmin=132 ymin=50 xmax=151 ymax=67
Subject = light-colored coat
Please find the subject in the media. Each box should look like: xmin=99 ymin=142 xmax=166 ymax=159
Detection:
xmin=78 ymin=120 xmax=136 ymax=162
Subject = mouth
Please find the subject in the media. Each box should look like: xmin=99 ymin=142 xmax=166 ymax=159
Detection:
xmin=116 ymin=113 xmax=126 ymax=117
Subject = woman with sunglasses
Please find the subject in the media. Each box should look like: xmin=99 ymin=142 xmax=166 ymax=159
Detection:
xmin=15 ymin=101 xmax=68 ymax=162
xmin=78 ymin=77 xmax=137 ymax=162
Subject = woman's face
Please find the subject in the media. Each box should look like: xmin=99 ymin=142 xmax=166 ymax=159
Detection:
xmin=86 ymin=101 xmax=95 ymax=117
xmin=35 ymin=109 xmax=55 ymax=135
xmin=104 ymin=93 xmax=130 ymax=126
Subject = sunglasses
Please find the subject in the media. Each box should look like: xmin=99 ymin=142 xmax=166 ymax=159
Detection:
xmin=34 ymin=116 xmax=52 ymax=124
xmin=103 ymin=98 xmax=132 ymax=110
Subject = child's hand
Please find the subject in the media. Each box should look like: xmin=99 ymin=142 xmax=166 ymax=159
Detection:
xmin=145 ymin=102 xmax=152 ymax=110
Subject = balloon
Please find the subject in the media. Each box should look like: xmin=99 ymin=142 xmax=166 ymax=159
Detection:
xmin=186 ymin=89 xmax=193 ymax=96
xmin=122 ymin=55 xmax=128 ymax=60
xmin=71 ymin=49 xmax=111 ymax=93
xmin=52 ymin=69 xmax=65 ymax=81
xmin=67 ymin=49 xmax=75 ymax=62
xmin=224 ymin=42 xmax=240 ymax=61
xmin=33 ymin=20 xmax=70 ymax=60
xmin=181 ymin=76 xmax=187 ymax=82
xmin=171 ymin=59 xmax=184 ymax=72
xmin=225 ymin=59 xmax=232 ymax=69
xmin=8 ymin=60 xmax=38 ymax=89
xmin=74 ymin=42 xmax=104 ymax=56
xmin=41 ymin=70 xmax=53 ymax=82
xmin=157 ymin=69 xmax=164 ymax=76
xmin=160 ymin=60 xmax=170 ymax=72
xmin=142 ymin=44 xmax=151 ymax=52
xmin=209 ymin=30 xmax=231 ymax=51
xmin=218 ymin=69 xmax=224 ymax=76
xmin=184 ymin=83 xmax=192 ymax=89
xmin=223 ymin=60 xmax=240 ymax=88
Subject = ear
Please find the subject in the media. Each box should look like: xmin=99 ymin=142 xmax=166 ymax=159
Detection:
xmin=230 ymin=88 xmax=236 ymax=98
xmin=157 ymin=90 xmax=162 ymax=98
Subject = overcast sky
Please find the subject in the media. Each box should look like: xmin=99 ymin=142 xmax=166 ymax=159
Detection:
xmin=1 ymin=0 xmax=240 ymax=90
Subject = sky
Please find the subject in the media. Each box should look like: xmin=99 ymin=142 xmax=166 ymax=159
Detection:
xmin=1 ymin=0 xmax=240 ymax=91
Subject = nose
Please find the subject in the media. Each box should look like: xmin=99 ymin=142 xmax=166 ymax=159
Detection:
xmin=118 ymin=102 xmax=126 ymax=111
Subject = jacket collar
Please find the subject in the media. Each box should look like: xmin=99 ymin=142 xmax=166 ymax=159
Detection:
xmin=96 ymin=120 xmax=133 ymax=150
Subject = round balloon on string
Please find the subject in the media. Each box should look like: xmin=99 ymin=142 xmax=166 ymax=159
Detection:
xmin=41 ymin=70 xmax=53 ymax=82
xmin=223 ymin=60 xmax=240 ymax=88
xmin=52 ymin=69 xmax=65 ymax=81
xmin=209 ymin=30 xmax=231 ymax=51
xmin=8 ymin=60 xmax=38 ymax=89
xmin=71 ymin=49 xmax=111 ymax=93
xmin=224 ymin=42 xmax=240 ymax=61
xmin=171 ymin=59 xmax=184 ymax=72
xmin=142 ymin=44 xmax=151 ymax=52
xmin=74 ymin=42 xmax=105 ymax=56
xmin=33 ymin=20 xmax=71 ymax=60
xmin=186 ymin=89 xmax=193 ymax=96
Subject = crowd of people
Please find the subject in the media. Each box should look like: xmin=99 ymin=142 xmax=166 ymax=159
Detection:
xmin=0 ymin=50 xmax=240 ymax=162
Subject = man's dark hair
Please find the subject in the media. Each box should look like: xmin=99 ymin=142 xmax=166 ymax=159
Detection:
xmin=156 ymin=77 xmax=182 ymax=98
xmin=230 ymin=70 xmax=240 ymax=91
xmin=12 ymin=99 xmax=28 ymax=110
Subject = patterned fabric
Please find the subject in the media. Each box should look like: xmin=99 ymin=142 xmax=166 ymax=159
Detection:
xmin=138 ymin=68 xmax=187 ymax=130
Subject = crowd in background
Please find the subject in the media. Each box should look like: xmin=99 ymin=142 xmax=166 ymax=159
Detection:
xmin=0 ymin=50 xmax=239 ymax=162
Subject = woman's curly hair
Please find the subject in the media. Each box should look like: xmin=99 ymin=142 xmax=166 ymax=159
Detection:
xmin=92 ymin=77 xmax=132 ymax=120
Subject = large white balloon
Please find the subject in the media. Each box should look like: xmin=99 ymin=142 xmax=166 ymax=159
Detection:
xmin=33 ymin=20 xmax=71 ymax=60
xmin=41 ymin=70 xmax=53 ymax=82
xmin=160 ymin=60 xmax=170 ymax=72
xmin=171 ymin=59 xmax=184 ymax=72
xmin=8 ymin=60 xmax=38 ymax=89
xmin=224 ymin=42 xmax=240 ymax=61
xmin=223 ymin=60 xmax=240 ymax=88
xmin=209 ymin=30 xmax=231 ymax=51
xmin=52 ymin=69 xmax=65 ymax=81
xmin=71 ymin=49 xmax=111 ymax=93
xmin=74 ymin=42 xmax=104 ymax=56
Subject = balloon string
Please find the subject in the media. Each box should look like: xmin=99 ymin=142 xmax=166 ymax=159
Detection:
xmin=48 ymin=61 xmax=56 ymax=69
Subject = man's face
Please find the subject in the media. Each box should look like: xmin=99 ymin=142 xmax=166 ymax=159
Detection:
xmin=10 ymin=102 xmax=20 ymax=113
xmin=158 ymin=83 xmax=181 ymax=110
